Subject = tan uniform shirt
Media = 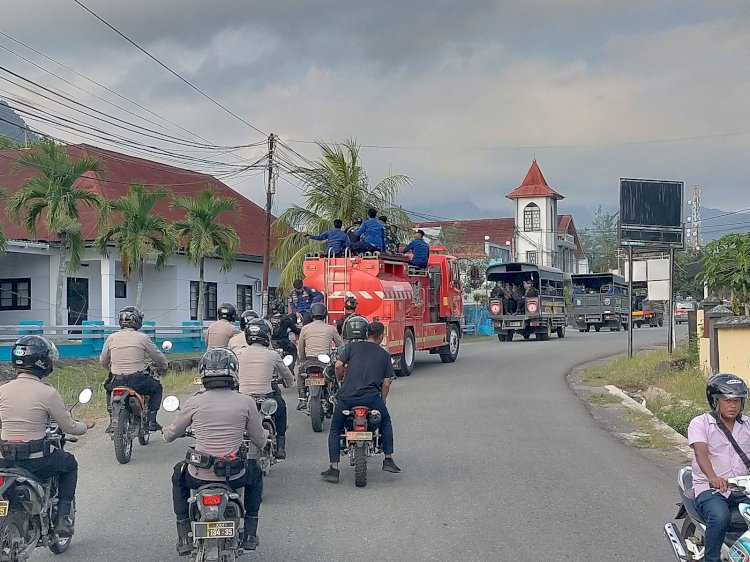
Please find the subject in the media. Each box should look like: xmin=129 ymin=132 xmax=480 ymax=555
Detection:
xmin=0 ymin=373 xmax=87 ymax=454
xmin=236 ymin=344 xmax=294 ymax=396
xmin=163 ymin=388 xmax=267 ymax=481
xmin=99 ymin=328 xmax=168 ymax=375
xmin=297 ymin=320 xmax=342 ymax=361
xmin=227 ymin=332 xmax=247 ymax=354
xmin=205 ymin=320 xmax=241 ymax=350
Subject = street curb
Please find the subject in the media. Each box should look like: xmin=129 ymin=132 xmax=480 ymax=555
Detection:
xmin=603 ymin=384 xmax=692 ymax=456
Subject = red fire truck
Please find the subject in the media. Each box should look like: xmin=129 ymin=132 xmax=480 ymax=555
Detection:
xmin=302 ymin=248 xmax=463 ymax=375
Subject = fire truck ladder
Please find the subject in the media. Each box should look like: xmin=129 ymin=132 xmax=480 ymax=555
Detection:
xmin=324 ymin=248 xmax=351 ymax=315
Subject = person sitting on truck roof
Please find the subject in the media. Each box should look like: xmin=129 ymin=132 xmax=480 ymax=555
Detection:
xmin=401 ymin=229 xmax=430 ymax=269
xmin=289 ymin=280 xmax=324 ymax=324
xmin=346 ymin=219 xmax=363 ymax=245
xmin=351 ymin=208 xmax=386 ymax=254
xmin=305 ymin=219 xmax=350 ymax=257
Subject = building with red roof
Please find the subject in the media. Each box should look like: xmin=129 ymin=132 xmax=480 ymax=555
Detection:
xmin=0 ymin=144 xmax=280 ymax=326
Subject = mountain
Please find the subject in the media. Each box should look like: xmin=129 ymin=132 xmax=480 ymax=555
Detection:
xmin=0 ymin=101 xmax=38 ymax=143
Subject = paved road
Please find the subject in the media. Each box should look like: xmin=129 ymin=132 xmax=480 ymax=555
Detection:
xmin=38 ymin=325 xmax=684 ymax=561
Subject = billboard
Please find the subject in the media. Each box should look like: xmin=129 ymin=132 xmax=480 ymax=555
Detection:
xmin=619 ymin=179 xmax=684 ymax=249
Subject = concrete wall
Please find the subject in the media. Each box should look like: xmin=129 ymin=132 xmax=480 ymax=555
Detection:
xmin=0 ymin=249 xmax=53 ymax=324
xmin=698 ymin=308 xmax=710 ymax=374
xmin=514 ymin=196 xmax=556 ymax=267
xmin=717 ymin=324 xmax=750 ymax=382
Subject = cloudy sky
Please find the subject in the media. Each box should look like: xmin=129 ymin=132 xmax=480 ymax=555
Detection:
xmin=1 ymin=1 xmax=748 ymax=223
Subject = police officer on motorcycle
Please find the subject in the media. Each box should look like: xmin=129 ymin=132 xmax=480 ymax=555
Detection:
xmin=101 ymin=306 xmax=168 ymax=432
xmin=228 ymin=310 xmax=261 ymax=353
xmin=164 ymin=348 xmax=268 ymax=555
xmin=335 ymin=296 xmax=358 ymax=336
xmin=0 ymin=336 xmax=95 ymax=537
xmin=297 ymin=303 xmax=343 ymax=410
xmin=235 ymin=319 xmax=295 ymax=459
xmin=205 ymin=302 xmax=240 ymax=350
xmin=268 ymin=298 xmax=300 ymax=363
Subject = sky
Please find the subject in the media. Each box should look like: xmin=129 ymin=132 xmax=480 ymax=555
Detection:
xmin=1 ymin=0 xmax=748 ymax=224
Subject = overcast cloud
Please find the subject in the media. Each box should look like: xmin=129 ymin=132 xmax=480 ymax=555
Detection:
xmin=1 ymin=1 xmax=748 ymax=222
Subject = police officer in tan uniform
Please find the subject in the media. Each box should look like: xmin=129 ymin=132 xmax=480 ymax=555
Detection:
xmin=164 ymin=348 xmax=267 ymax=555
xmin=236 ymin=319 xmax=295 ymax=459
xmin=228 ymin=309 xmax=261 ymax=353
xmin=0 ymin=335 xmax=94 ymax=537
xmin=205 ymin=302 xmax=240 ymax=350
xmin=297 ymin=303 xmax=342 ymax=409
xmin=101 ymin=306 xmax=168 ymax=432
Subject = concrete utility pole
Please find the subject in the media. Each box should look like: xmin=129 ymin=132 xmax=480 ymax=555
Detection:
xmin=687 ymin=185 xmax=701 ymax=249
xmin=261 ymin=133 xmax=276 ymax=315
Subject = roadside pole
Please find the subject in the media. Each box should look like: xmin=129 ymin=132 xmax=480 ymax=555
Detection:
xmin=667 ymin=247 xmax=675 ymax=354
xmin=627 ymin=245 xmax=634 ymax=358
xmin=262 ymin=132 xmax=276 ymax=316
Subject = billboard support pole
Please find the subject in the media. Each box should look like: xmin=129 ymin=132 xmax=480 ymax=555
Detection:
xmin=667 ymin=247 xmax=675 ymax=355
xmin=628 ymin=245 xmax=634 ymax=358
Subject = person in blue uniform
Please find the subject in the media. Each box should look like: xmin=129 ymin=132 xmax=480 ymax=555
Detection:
xmin=306 ymin=219 xmax=350 ymax=257
xmin=351 ymin=208 xmax=385 ymax=254
xmin=402 ymin=230 xmax=430 ymax=268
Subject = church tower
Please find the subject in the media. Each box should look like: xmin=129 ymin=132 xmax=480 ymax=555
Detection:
xmin=506 ymin=160 xmax=564 ymax=267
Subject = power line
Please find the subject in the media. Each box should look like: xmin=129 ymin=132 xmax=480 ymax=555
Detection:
xmin=73 ymin=0 xmax=267 ymax=139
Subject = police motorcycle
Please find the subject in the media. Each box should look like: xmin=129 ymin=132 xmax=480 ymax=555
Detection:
xmin=0 ymin=388 xmax=92 ymax=561
xmin=163 ymin=396 xmax=247 ymax=562
xmin=109 ymin=340 xmax=172 ymax=464
xmin=300 ymin=354 xmax=337 ymax=433
xmin=340 ymin=405 xmax=383 ymax=488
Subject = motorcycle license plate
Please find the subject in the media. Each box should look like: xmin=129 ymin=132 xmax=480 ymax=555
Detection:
xmin=306 ymin=378 xmax=326 ymax=386
xmin=0 ymin=500 xmax=7 ymax=517
xmin=347 ymin=431 xmax=372 ymax=441
xmin=192 ymin=521 xmax=235 ymax=539
xmin=506 ymin=322 xmax=522 ymax=328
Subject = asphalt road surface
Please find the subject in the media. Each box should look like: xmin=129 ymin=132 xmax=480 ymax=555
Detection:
xmin=38 ymin=325 xmax=686 ymax=562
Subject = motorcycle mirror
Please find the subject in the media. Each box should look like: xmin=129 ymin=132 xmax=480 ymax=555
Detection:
xmin=317 ymin=354 xmax=331 ymax=364
xmin=282 ymin=355 xmax=294 ymax=367
xmin=162 ymin=395 xmax=180 ymax=412
xmin=78 ymin=388 xmax=93 ymax=405
xmin=162 ymin=340 xmax=173 ymax=352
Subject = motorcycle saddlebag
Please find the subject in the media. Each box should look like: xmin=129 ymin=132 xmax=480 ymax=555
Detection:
xmin=0 ymin=438 xmax=47 ymax=461
xmin=213 ymin=457 xmax=245 ymax=478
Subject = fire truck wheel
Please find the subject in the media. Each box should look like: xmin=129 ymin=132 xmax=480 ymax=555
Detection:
xmin=439 ymin=324 xmax=460 ymax=363
xmin=398 ymin=329 xmax=416 ymax=376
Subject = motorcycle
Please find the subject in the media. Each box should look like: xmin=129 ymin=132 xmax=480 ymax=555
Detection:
xmin=162 ymin=395 xmax=247 ymax=562
xmin=664 ymin=468 xmax=750 ymax=561
xmin=250 ymin=395 xmax=279 ymax=477
xmin=0 ymin=388 xmax=92 ymax=562
xmin=301 ymin=354 xmax=337 ymax=433
xmin=340 ymin=405 xmax=382 ymax=488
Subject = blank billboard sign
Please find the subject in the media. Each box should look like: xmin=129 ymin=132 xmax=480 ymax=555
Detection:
xmin=620 ymin=178 xmax=684 ymax=249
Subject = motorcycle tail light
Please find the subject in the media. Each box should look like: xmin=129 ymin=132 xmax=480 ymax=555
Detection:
xmin=311 ymin=373 xmax=323 ymax=378
xmin=355 ymin=425 xmax=366 ymax=431
xmin=0 ymin=475 xmax=4 ymax=486
xmin=202 ymin=494 xmax=222 ymax=506
xmin=354 ymin=408 xmax=368 ymax=418
xmin=113 ymin=389 xmax=126 ymax=396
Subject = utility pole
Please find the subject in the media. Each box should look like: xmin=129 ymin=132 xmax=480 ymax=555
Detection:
xmin=261 ymin=133 xmax=276 ymax=316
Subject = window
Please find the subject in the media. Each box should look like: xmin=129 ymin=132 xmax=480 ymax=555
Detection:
xmin=523 ymin=203 xmax=541 ymax=232
xmin=0 ymin=278 xmax=31 ymax=311
xmin=550 ymin=251 xmax=558 ymax=269
xmin=190 ymin=281 xmax=218 ymax=320
xmin=115 ymin=280 xmax=127 ymax=299
xmin=236 ymin=284 xmax=253 ymax=313
xmin=526 ymin=251 xmax=538 ymax=265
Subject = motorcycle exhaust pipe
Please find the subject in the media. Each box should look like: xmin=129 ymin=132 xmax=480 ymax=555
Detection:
xmin=664 ymin=522 xmax=690 ymax=561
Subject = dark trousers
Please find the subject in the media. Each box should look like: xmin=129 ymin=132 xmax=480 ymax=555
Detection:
xmin=352 ymin=241 xmax=381 ymax=254
xmin=106 ymin=372 xmax=163 ymax=413
xmin=0 ymin=449 xmax=78 ymax=503
xmin=696 ymin=490 xmax=748 ymax=562
xmin=328 ymin=395 xmax=393 ymax=462
xmin=506 ymin=298 xmax=517 ymax=314
xmin=172 ymin=460 xmax=263 ymax=524
xmin=270 ymin=387 xmax=287 ymax=437
xmin=408 ymin=259 xmax=427 ymax=268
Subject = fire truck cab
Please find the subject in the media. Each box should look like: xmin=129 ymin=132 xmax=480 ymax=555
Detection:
xmin=302 ymin=248 xmax=463 ymax=376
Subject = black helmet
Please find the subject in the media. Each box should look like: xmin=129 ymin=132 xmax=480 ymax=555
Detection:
xmin=707 ymin=373 xmax=748 ymax=413
xmin=245 ymin=318 xmax=271 ymax=346
xmin=311 ymin=302 xmax=327 ymax=320
xmin=119 ymin=306 xmax=144 ymax=330
xmin=217 ymin=302 xmax=237 ymax=322
xmin=199 ymin=348 xmax=239 ymax=390
xmin=271 ymin=299 xmax=287 ymax=315
xmin=342 ymin=315 xmax=369 ymax=341
xmin=239 ymin=310 xmax=260 ymax=330
xmin=344 ymin=296 xmax=358 ymax=311
xmin=11 ymin=335 xmax=59 ymax=378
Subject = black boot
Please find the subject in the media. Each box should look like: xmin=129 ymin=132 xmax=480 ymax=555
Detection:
xmin=105 ymin=412 xmax=115 ymax=434
xmin=147 ymin=411 xmax=162 ymax=432
xmin=175 ymin=519 xmax=192 ymax=556
xmin=296 ymin=389 xmax=307 ymax=411
xmin=275 ymin=436 xmax=286 ymax=460
xmin=54 ymin=500 xmax=75 ymax=538
xmin=241 ymin=517 xmax=259 ymax=550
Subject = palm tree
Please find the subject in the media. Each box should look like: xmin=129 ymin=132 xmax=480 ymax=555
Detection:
xmin=172 ymin=188 xmax=239 ymax=323
xmin=6 ymin=141 xmax=104 ymax=325
xmin=95 ymin=183 xmax=176 ymax=308
xmin=271 ymin=140 xmax=412 ymax=290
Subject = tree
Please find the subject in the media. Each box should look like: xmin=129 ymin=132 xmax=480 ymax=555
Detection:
xmin=5 ymin=141 xmax=104 ymax=325
xmin=700 ymin=233 xmax=750 ymax=315
xmin=95 ymin=183 xmax=176 ymax=308
xmin=578 ymin=207 xmax=619 ymax=273
xmin=271 ymin=140 xmax=412 ymax=290
xmin=673 ymin=248 xmax=705 ymax=300
xmin=172 ymin=188 xmax=239 ymax=323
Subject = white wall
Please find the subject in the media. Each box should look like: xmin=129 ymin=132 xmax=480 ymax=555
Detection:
xmin=0 ymin=250 xmax=52 ymax=324
xmin=514 ymin=196 xmax=556 ymax=266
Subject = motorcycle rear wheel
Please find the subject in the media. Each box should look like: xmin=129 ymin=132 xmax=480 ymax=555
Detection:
xmin=680 ymin=519 xmax=703 ymax=560
xmin=0 ymin=511 xmax=25 ymax=561
xmin=310 ymin=396 xmax=324 ymax=433
xmin=113 ymin=409 xmax=133 ymax=464
xmin=354 ymin=445 xmax=368 ymax=488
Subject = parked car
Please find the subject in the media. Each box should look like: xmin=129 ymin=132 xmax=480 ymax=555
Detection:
xmin=674 ymin=300 xmax=697 ymax=324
